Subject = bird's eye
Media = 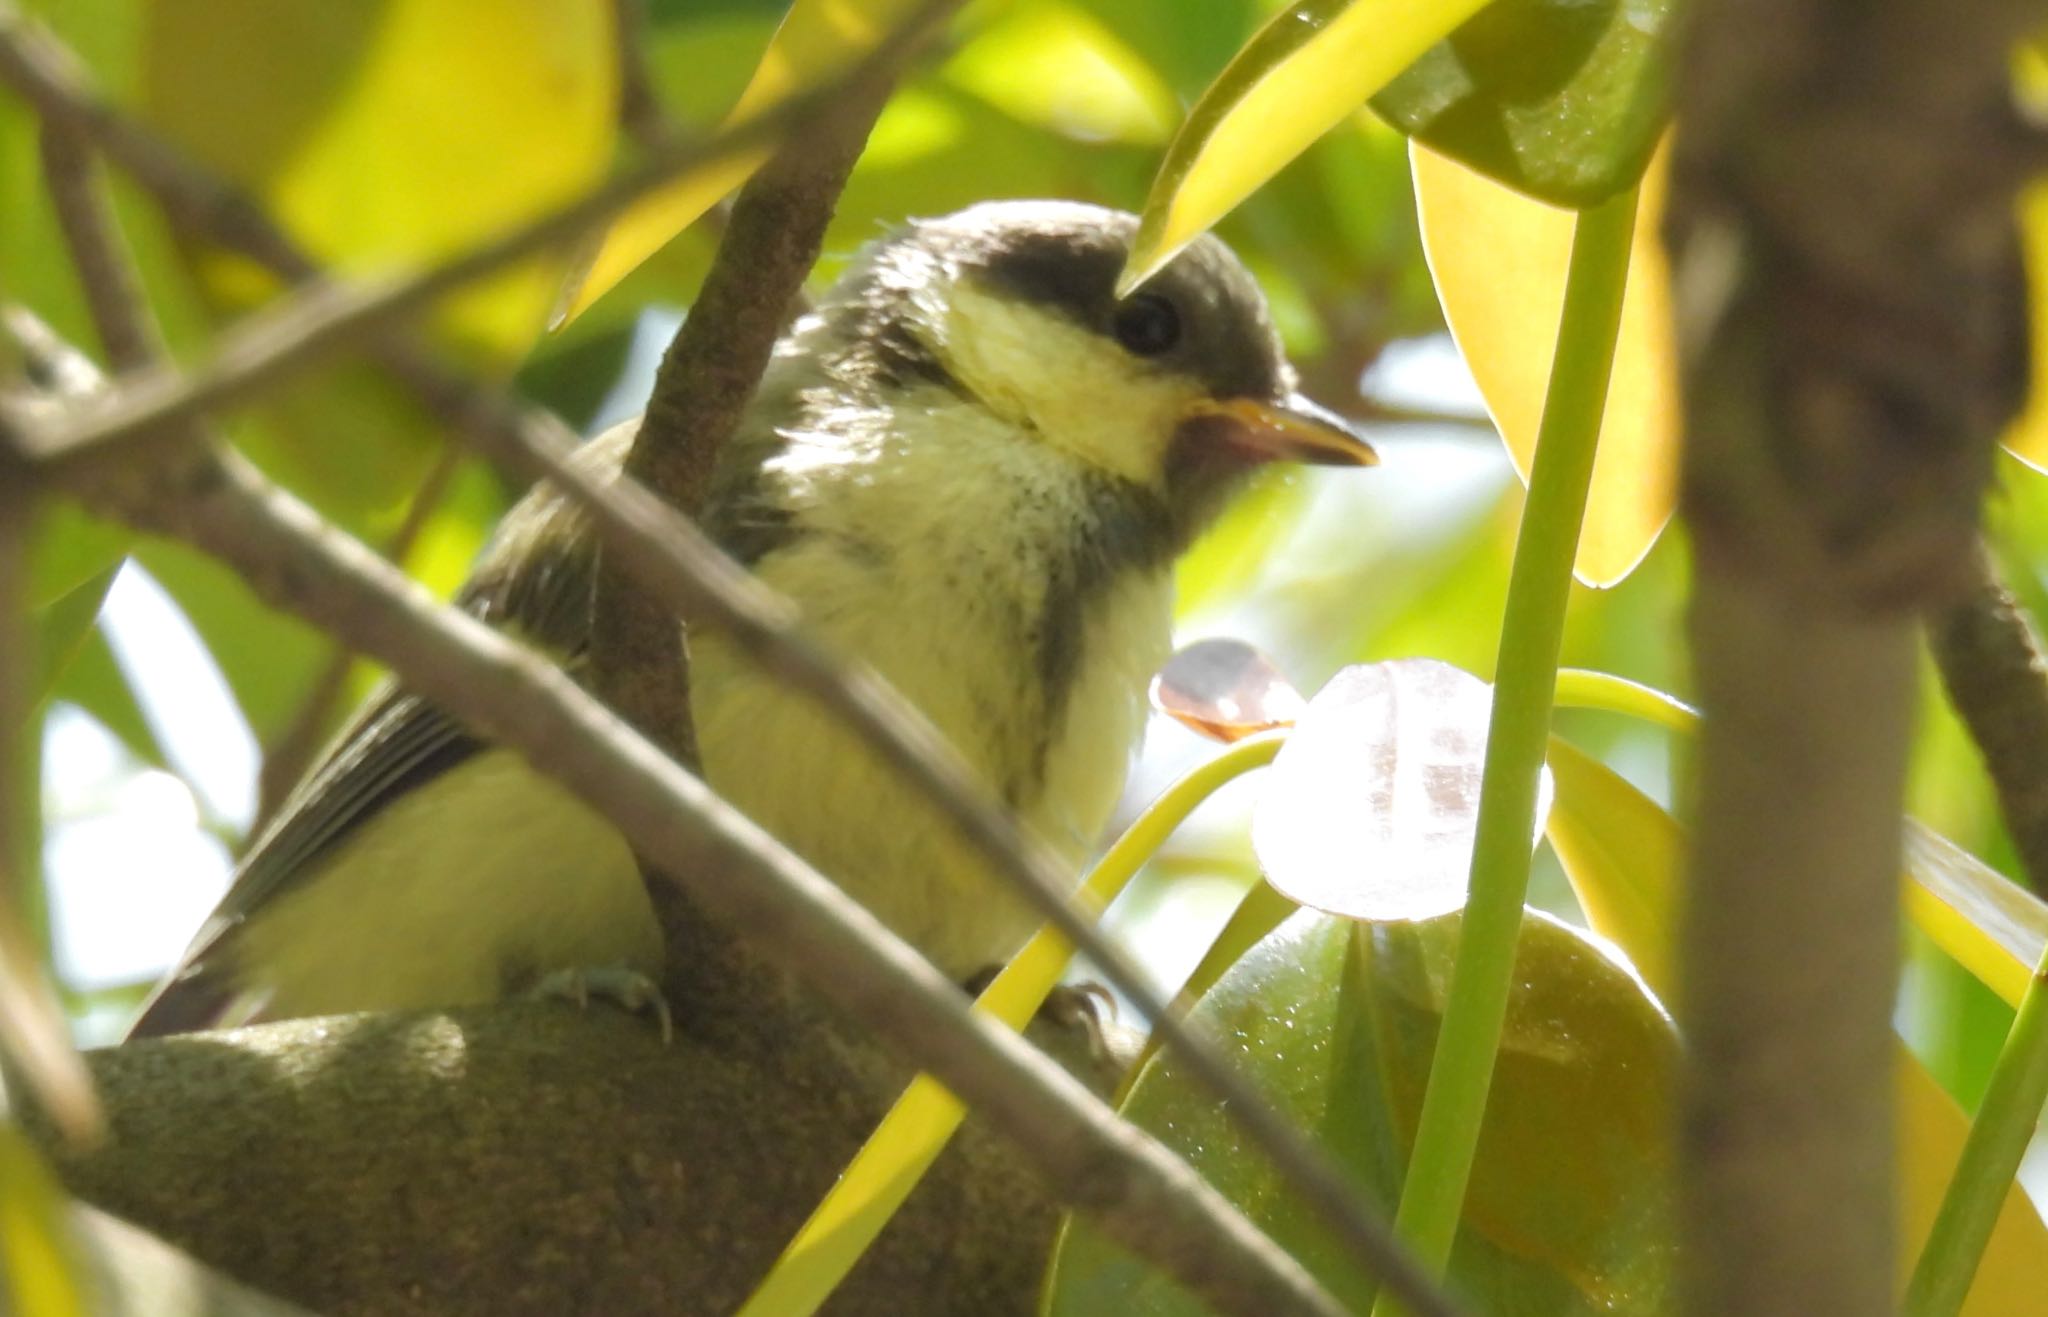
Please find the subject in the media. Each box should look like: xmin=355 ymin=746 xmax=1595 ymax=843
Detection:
xmin=1112 ymin=293 xmax=1182 ymax=357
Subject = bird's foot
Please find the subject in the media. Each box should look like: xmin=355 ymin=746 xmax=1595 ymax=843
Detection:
xmin=1042 ymin=981 xmax=1118 ymax=1061
xmin=962 ymin=967 xmax=1117 ymax=1059
xmin=528 ymin=965 xmax=674 ymax=1044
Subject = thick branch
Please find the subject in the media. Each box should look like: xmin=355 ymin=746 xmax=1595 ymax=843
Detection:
xmin=1669 ymin=0 xmax=2035 ymax=1312
xmin=26 ymin=998 xmax=1115 ymax=1315
xmin=1930 ymin=542 xmax=2048 ymax=895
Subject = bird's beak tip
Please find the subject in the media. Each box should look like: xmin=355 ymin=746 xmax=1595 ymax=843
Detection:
xmin=1180 ymin=394 xmax=1379 ymax=468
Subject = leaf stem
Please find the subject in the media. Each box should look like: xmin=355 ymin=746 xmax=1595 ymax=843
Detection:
xmin=1372 ymin=184 xmax=1640 ymax=1305
xmin=1902 ymin=948 xmax=2048 ymax=1317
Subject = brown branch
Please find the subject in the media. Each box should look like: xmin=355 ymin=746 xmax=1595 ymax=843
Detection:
xmin=585 ymin=50 xmax=894 ymax=1014
xmin=28 ymin=1000 xmax=1116 ymax=1316
xmin=610 ymin=0 xmax=670 ymax=150
xmin=1668 ymin=0 xmax=2037 ymax=1311
xmin=1930 ymin=541 xmax=2048 ymax=895
xmin=0 ymin=3 xmax=1443 ymax=1291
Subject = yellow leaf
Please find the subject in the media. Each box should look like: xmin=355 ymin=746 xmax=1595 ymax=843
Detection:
xmin=1545 ymin=738 xmax=2048 ymax=1310
xmin=1904 ymin=825 xmax=2048 ymax=1011
xmin=561 ymin=0 xmax=926 ymax=324
xmin=1122 ymin=0 xmax=1493 ymax=291
xmin=142 ymin=0 xmax=616 ymax=362
xmin=0 ymin=1126 xmax=85 ymax=1317
xmin=940 ymin=0 xmax=1177 ymax=147
xmin=1414 ymin=138 xmax=1678 ymax=586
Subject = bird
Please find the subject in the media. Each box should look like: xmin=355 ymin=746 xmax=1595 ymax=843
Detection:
xmin=128 ymin=199 xmax=1376 ymax=1038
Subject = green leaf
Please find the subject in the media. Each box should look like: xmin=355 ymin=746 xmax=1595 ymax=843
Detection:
xmin=48 ymin=625 xmax=169 ymax=772
xmin=1371 ymin=0 xmax=1676 ymax=208
xmin=140 ymin=0 xmax=619 ymax=362
xmin=1123 ymin=0 xmax=1494 ymax=289
xmin=30 ymin=568 xmax=118 ymax=704
xmin=1045 ymin=907 xmax=1678 ymax=1313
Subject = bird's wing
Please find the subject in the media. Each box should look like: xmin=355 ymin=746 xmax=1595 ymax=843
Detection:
xmin=130 ymin=435 xmax=617 ymax=1036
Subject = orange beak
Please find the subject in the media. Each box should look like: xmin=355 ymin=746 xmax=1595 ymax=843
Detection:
xmin=1178 ymin=394 xmax=1379 ymax=467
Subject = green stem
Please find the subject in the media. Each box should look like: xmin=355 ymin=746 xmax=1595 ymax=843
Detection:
xmin=1373 ymin=185 xmax=1640 ymax=1306
xmin=1903 ymin=948 xmax=2048 ymax=1317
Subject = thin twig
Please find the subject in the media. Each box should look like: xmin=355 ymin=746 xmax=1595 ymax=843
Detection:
xmin=610 ymin=0 xmax=670 ymax=150
xmin=1930 ymin=539 xmax=2048 ymax=895
xmin=0 ymin=3 xmax=1448 ymax=1299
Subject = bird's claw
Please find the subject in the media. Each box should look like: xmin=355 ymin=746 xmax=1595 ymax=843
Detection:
xmin=529 ymin=966 xmax=674 ymax=1044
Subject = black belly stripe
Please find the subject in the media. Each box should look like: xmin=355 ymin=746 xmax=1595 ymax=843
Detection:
xmin=1019 ymin=472 xmax=1181 ymax=799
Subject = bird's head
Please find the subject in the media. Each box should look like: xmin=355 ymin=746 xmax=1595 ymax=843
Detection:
xmin=810 ymin=200 xmax=1376 ymax=533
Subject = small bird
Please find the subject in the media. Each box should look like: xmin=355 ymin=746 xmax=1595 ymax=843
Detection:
xmin=129 ymin=200 xmax=1375 ymax=1037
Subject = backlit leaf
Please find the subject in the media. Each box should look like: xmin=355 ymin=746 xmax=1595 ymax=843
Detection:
xmin=1123 ymin=0 xmax=1493 ymax=290
xmin=1252 ymin=659 xmax=1552 ymax=921
xmin=141 ymin=0 xmax=617 ymax=360
xmin=1413 ymin=136 xmax=1676 ymax=586
xmin=940 ymin=0 xmax=1177 ymax=147
xmin=562 ymin=0 xmax=928 ymax=322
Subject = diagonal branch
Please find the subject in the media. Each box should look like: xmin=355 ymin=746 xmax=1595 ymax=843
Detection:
xmin=1930 ymin=539 xmax=2048 ymax=895
xmin=0 ymin=0 xmax=1443 ymax=1291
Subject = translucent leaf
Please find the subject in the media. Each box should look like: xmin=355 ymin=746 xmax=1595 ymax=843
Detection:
xmin=1413 ymin=136 xmax=1676 ymax=586
xmin=1252 ymin=659 xmax=1552 ymax=921
xmin=141 ymin=0 xmax=617 ymax=360
xmin=1148 ymin=637 xmax=1304 ymax=743
xmin=1047 ymin=907 xmax=1677 ymax=1314
xmin=1370 ymin=0 xmax=1676 ymax=207
xmin=1903 ymin=825 xmax=2048 ymax=1012
xmin=1122 ymin=0 xmax=1494 ymax=290
xmin=561 ymin=0 xmax=929 ymax=322
xmin=1544 ymin=737 xmax=2048 ymax=1310
xmin=939 ymin=0 xmax=1177 ymax=146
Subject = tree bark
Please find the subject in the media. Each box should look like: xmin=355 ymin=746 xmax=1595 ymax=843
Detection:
xmin=24 ymin=995 xmax=1125 ymax=1315
xmin=1668 ymin=0 xmax=2036 ymax=1311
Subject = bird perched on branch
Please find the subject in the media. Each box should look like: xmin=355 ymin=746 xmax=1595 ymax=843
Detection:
xmin=129 ymin=200 xmax=1375 ymax=1038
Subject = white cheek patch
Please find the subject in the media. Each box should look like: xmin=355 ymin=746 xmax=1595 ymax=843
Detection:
xmin=936 ymin=283 xmax=1196 ymax=487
